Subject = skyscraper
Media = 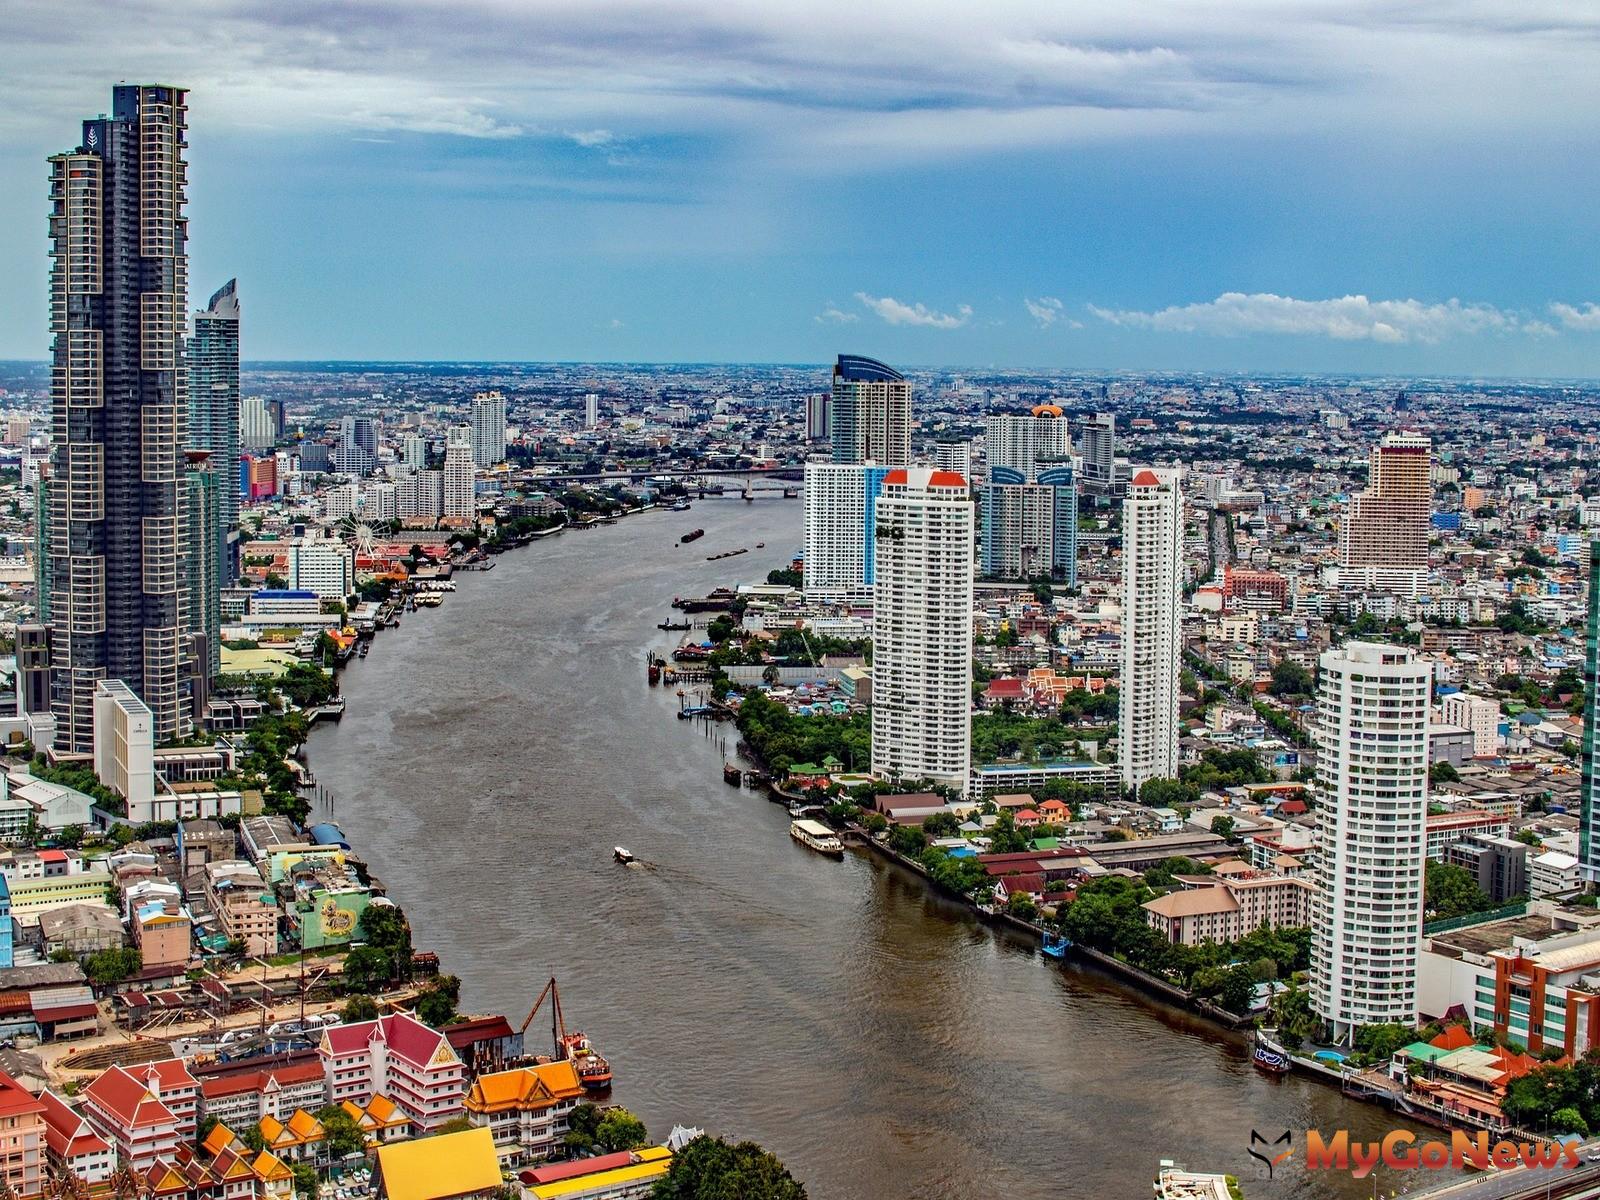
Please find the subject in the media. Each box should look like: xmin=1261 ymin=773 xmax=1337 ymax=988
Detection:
xmin=802 ymin=463 xmax=888 ymax=598
xmin=871 ymin=468 xmax=973 ymax=791
xmin=1118 ymin=468 xmax=1184 ymax=791
xmin=402 ymin=434 xmax=428 ymax=472
xmin=47 ymin=83 xmax=192 ymax=750
xmin=830 ymin=355 xmax=910 ymax=467
xmin=240 ymin=397 xmax=275 ymax=450
xmin=805 ymin=393 xmax=831 ymax=441
xmin=932 ymin=439 xmax=971 ymax=479
xmin=1078 ymin=413 xmax=1115 ymax=493
xmin=584 ymin=393 xmax=600 ymax=429
xmin=470 ymin=390 xmax=506 ymax=468
xmin=442 ymin=440 xmax=475 ymax=520
xmin=981 ymin=406 xmax=1078 ymax=583
xmin=987 ymin=406 xmax=1072 ymax=482
xmin=1580 ymin=542 xmax=1600 ymax=883
xmin=1310 ymin=641 xmax=1431 ymax=1044
xmin=184 ymin=451 xmax=220 ymax=678
xmin=1340 ymin=431 xmax=1432 ymax=574
xmin=187 ymin=279 xmax=239 ymax=593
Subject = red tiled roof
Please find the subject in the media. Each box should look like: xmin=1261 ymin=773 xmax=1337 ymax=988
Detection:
xmin=522 ymin=1150 xmax=636 ymax=1184
xmin=200 ymin=1061 xmax=324 ymax=1099
xmin=882 ymin=469 xmax=908 ymax=485
xmin=323 ymin=1012 xmax=452 ymax=1070
xmin=83 ymin=1065 xmax=176 ymax=1129
xmin=444 ymin=1015 xmax=516 ymax=1048
xmin=33 ymin=1002 xmax=99 ymax=1024
xmin=1131 ymin=469 xmax=1161 ymax=487
xmin=39 ymin=1090 xmax=111 ymax=1160
xmin=928 ymin=470 xmax=966 ymax=488
xmin=0 ymin=1069 xmax=44 ymax=1119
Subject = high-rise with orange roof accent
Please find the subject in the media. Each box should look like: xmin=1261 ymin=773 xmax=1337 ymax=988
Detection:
xmin=1119 ymin=467 xmax=1184 ymax=791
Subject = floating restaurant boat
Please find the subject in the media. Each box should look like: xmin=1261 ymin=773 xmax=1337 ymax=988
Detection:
xmin=790 ymin=819 xmax=844 ymax=857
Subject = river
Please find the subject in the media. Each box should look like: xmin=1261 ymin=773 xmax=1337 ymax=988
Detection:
xmin=305 ymin=497 xmax=1432 ymax=1200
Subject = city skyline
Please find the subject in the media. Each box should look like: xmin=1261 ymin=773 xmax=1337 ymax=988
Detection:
xmin=3 ymin=3 xmax=1600 ymax=375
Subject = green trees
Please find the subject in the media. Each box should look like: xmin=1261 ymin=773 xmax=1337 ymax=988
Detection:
xmin=651 ymin=1136 xmax=807 ymax=1200
xmin=341 ymin=946 xmax=392 ymax=994
xmin=1269 ymin=984 xmax=1318 ymax=1051
xmin=566 ymin=1104 xmax=648 ymax=1156
xmin=1424 ymin=860 xmax=1492 ymax=920
xmin=1430 ymin=761 xmax=1460 ymax=785
xmin=1138 ymin=778 xmax=1199 ymax=811
xmin=415 ymin=975 xmax=460 ymax=1028
xmin=734 ymin=690 xmax=869 ymax=777
xmin=291 ymin=1163 xmax=319 ymax=1198
xmin=1269 ymin=661 xmax=1314 ymax=700
xmin=315 ymin=1105 xmax=366 ymax=1158
xmin=341 ymin=995 xmax=379 ymax=1023
xmin=358 ymin=905 xmax=414 ymax=981
xmin=83 ymin=947 xmax=142 ymax=985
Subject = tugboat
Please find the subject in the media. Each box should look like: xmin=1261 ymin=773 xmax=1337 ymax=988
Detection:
xmin=722 ymin=763 xmax=742 ymax=786
xmin=613 ymin=847 xmax=635 ymax=865
xmin=517 ymin=977 xmax=614 ymax=1091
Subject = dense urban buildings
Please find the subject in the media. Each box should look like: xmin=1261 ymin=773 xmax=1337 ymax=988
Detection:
xmin=1117 ymin=467 xmax=1184 ymax=790
xmin=1582 ymin=541 xmax=1600 ymax=883
xmin=1310 ymin=641 xmax=1431 ymax=1044
xmin=870 ymin=468 xmax=974 ymax=791
xmin=980 ymin=406 xmax=1079 ymax=583
xmin=186 ymin=278 xmax=240 ymax=591
xmin=46 ymin=83 xmax=193 ymax=750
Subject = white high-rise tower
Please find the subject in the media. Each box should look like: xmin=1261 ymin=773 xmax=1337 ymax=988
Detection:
xmin=470 ymin=390 xmax=506 ymax=468
xmin=442 ymin=440 xmax=475 ymax=520
xmin=1310 ymin=641 xmax=1431 ymax=1044
xmin=871 ymin=468 xmax=973 ymax=791
xmin=1118 ymin=467 xmax=1184 ymax=791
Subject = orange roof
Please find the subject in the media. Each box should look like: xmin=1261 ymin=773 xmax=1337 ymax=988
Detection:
xmin=1132 ymin=469 xmax=1162 ymax=487
xmin=465 ymin=1061 xmax=584 ymax=1114
xmin=0 ymin=1069 xmax=44 ymax=1119
xmin=928 ymin=470 xmax=966 ymax=488
xmin=1430 ymin=1024 xmax=1476 ymax=1052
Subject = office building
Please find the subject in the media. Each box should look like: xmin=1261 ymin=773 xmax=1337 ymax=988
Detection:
xmin=94 ymin=680 xmax=158 ymax=824
xmin=184 ymin=451 xmax=221 ymax=678
xmin=802 ymin=463 xmax=888 ymax=598
xmin=987 ymin=405 xmax=1072 ymax=482
xmin=871 ymin=468 xmax=973 ymax=791
xmin=240 ymin=396 xmax=275 ymax=451
xmin=1310 ymin=641 xmax=1431 ymax=1044
xmin=241 ymin=454 xmax=277 ymax=502
xmin=831 ymin=355 xmax=910 ymax=467
xmin=471 ymin=390 xmax=506 ymax=468
xmin=15 ymin=624 xmax=52 ymax=716
xmin=187 ymin=279 xmax=240 ymax=594
xmin=805 ymin=393 xmax=830 ymax=441
xmin=297 ymin=440 xmax=332 ymax=474
xmin=443 ymin=441 xmax=475 ymax=520
xmin=1582 ymin=542 xmax=1600 ymax=883
xmin=1118 ymin=468 xmax=1184 ymax=790
xmin=47 ymin=83 xmax=192 ymax=751
xmin=332 ymin=441 xmax=374 ymax=477
xmin=288 ymin=538 xmax=354 ymax=601
xmin=584 ymin=393 xmax=599 ymax=429
xmin=1078 ymin=413 xmax=1116 ymax=492
xmin=1340 ymin=431 xmax=1432 ymax=573
xmin=933 ymin=439 xmax=971 ymax=479
xmin=322 ymin=482 xmax=359 ymax=523
xmin=341 ymin=415 xmax=377 ymax=457
xmin=364 ymin=480 xmax=398 ymax=525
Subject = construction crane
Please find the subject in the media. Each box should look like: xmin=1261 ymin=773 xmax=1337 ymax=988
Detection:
xmin=518 ymin=976 xmax=570 ymax=1057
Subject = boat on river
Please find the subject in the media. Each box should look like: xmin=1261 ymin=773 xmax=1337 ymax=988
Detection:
xmin=1253 ymin=1028 xmax=1291 ymax=1074
xmin=517 ymin=977 xmax=615 ymax=1091
xmin=614 ymin=847 xmax=634 ymax=864
xmin=790 ymin=819 xmax=843 ymax=857
xmin=658 ymin=620 xmax=691 ymax=631
xmin=1041 ymin=931 xmax=1071 ymax=959
xmin=723 ymin=763 xmax=742 ymax=786
xmin=679 ymin=528 xmax=705 ymax=544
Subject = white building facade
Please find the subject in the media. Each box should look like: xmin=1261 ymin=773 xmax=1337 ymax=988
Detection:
xmin=1118 ymin=467 xmax=1185 ymax=791
xmin=470 ymin=391 xmax=507 ymax=468
xmin=443 ymin=441 xmax=476 ymax=520
xmin=802 ymin=463 xmax=888 ymax=599
xmin=870 ymin=469 xmax=973 ymax=791
xmin=1310 ymin=641 xmax=1432 ymax=1044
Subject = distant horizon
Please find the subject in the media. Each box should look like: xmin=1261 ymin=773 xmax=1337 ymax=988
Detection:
xmin=2 ymin=357 xmax=1598 ymax=389
xmin=3 ymin=4 xmax=1600 ymax=375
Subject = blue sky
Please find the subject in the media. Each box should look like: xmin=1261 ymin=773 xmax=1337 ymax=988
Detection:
xmin=3 ymin=0 xmax=1600 ymax=375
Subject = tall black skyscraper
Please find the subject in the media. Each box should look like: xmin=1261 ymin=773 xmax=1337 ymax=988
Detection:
xmin=47 ymin=84 xmax=191 ymax=749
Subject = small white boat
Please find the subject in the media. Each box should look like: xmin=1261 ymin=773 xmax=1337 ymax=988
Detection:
xmin=789 ymin=819 xmax=843 ymax=857
xmin=613 ymin=847 xmax=635 ymax=865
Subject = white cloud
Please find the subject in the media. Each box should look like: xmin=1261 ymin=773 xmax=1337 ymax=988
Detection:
xmin=1088 ymin=292 xmax=1526 ymax=343
xmin=814 ymin=305 xmax=858 ymax=325
xmin=855 ymin=293 xmax=972 ymax=329
xmin=1551 ymin=302 xmax=1600 ymax=332
xmin=568 ymin=129 xmax=618 ymax=148
xmin=1025 ymin=296 xmax=1064 ymax=328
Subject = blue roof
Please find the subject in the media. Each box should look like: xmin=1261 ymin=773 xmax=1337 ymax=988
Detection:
xmin=255 ymin=589 xmax=319 ymax=600
xmin=308 ymin=823 xmax=349 ymax=847
xmin=834 ymin=354 xmax=904 ymax=383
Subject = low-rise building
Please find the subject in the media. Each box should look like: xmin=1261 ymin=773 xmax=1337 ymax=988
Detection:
xmin=80 ymin=1060 xmax=199 ymax=1172
xmin=522 ymin=1146 xmax=674 ymax=1200
xmin=320 ymin=1012 xmax=467 ymax=1135
xmin=0 ymin=1070 xmax=47 ymax=1199
xmin=464 ymin=1061 xmax=585 ymax=1165
xmin=1143 ymin=872 xmax=1313 ymax=945
xmin=197 ymin=1060 xmax=327 ymax=1132
xmin=38 ymin=1088 xmax=115 ymax=1185
xmin=204 ymin=861 xmax=279 ymax=958
xmin=375 ymin=1125 xmax=501 ymax=1200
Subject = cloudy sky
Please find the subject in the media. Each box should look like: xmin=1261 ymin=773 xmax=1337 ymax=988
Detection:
xmin=3 ymin=0 xmax=1599 ymax=374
